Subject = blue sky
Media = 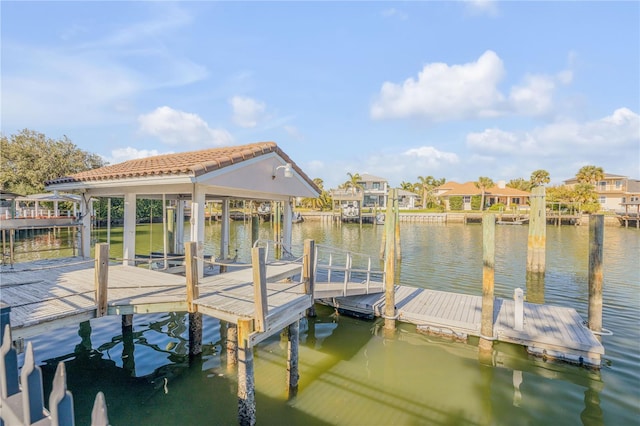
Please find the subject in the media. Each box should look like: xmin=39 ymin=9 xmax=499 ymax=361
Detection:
xmin=2 ymin=1 xmax=639 ymax=189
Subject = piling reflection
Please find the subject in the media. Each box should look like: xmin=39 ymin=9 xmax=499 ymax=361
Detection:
xmin=526 ymin=272 xmax=545 ymax=304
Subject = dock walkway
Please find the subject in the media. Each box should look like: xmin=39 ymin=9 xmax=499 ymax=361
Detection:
xmin=320 ymin=286 xmax=604 ymax=367
xmin=1 ymin=253 xmax=603 ymax=367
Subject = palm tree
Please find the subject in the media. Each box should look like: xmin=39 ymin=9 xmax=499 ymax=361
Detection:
xmin=530 ymin=169 xmax=550 ymax=187
xmin=506 ymin=178 xmax=531 ymax=191
xmin=400 ymin=181 xmax=414 ymax=191
xmin=416 ymin=175 xmax=446 ymax=208
xmin=576 ymin=165 xmax=604 ymax=185
xmin=474 ymin=176 xmax=494 ymax=211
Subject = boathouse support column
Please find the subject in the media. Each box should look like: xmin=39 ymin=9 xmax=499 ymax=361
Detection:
xmin=384 ymin=188 xmax=397 ymax=333
xmin=237 ymin=318 xmax=256 ymax=426
xmin=287 ymin=320 xmax=300 ymax=399
xmin=251 ymin=213 xmax=259 ymax=246
xmin=176 ymin=199 xmax=185 ymax=254
xmin=527 ymin=186 xmax=546 ymax=274
xmin=123 ymin=193 xmax=137 ymax=266
xmin=186 ymin=242 xmax=203 ymax=357
xmin=80 ymin=193 xmax=92 ymax=258
xmin=227 ymin=323 xmax=238 ymax=370
xmin=479 ymin=213 xmax=495 ymax=353
xmin=167 ymin=206 xmax=176 ymax=254
xmin=282 ymin=199 xmax=293 ymax=257
xmin=588 ymin=214 xmax=604 ymax=336
xmin=252 ymin=247 xmax=268 ymax=332
xmin=190 ymin=185 xmax=206 ymax=279
xmin=221 ymin=199 xmax=230 ymax=261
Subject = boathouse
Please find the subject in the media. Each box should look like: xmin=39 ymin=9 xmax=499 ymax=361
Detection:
xmin=44 ymin=141 xmax=320 ymax=276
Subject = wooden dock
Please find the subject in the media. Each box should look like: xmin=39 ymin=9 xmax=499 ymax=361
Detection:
xmin=1 ymin=246 xmax=604 ymax=367
xmin=319 ymin=286 xmax=604 ymax=367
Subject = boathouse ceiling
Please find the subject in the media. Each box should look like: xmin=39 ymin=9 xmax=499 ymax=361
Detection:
xmin=44 ymin=142 xmax=320 ymax=201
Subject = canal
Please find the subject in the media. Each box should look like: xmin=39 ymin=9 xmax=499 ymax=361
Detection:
xmin=7 ymin=221 xmax=640 ymax=425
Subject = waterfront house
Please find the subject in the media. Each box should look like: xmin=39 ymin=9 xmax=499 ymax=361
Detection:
xmin=397 ymin=189 xmax=418 ymax=209
xmin=563 ymin=173 xmax=640 ymax=213
xmin=434 ymin=181 xmax=530 ymax=211
xmin=357 ymin=174 xmax=388 ymax=208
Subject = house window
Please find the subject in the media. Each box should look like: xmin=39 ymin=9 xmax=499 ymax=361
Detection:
xmin=599 ymin=181 xmax=606 ymax=190
xmin=512 ymin=198 xmax=520 ymax=205
xmin=463 ymin=196 xmax=471 ymax=203
xmin=622 ymin=197 xmax=626 ymax=203
xmin=599 ymin=196 xmax=606 ymax=204
xmin=615 ymin=180 xmax=622 ymax=189
xmin=372 ymin=182 xmax=380 ymax=190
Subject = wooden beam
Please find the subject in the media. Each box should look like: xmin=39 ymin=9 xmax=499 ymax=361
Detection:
xmin=252 ymin=247 xmax=268 ymax=332
xmin=237 ymin=318 xmax=256 ymax=426
xmin=94 ymin=243 xmax=109 ymax=317
xmin=479 ymin=213 xmax=495 ymax=353
xmin=588 ymin=214 xmax=604 ymax=335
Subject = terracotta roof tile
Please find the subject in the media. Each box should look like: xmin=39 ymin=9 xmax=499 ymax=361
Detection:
xmin=46 ymin=142 xmax=318 ymax=191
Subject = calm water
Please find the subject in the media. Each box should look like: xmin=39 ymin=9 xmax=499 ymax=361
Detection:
xmin=9 ymin=221 xmax=640 ymax=425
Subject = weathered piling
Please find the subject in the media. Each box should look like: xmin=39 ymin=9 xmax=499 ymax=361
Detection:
xmin=287 ymin=320 xmax=300 ymax=399
xmin=186 ymin=242 xmax=202 ymax=356
xmin=479 ymin=213 xmax=495 ymax=353
xmin=527 ymin=186 xmax=546 ymax=274
xmin=588 ymin=214 xmax=604 ymax=335
xmin=384 ymin=188 xmax=398 ymax=332
xmin=95 ymin=243 xmax=109 ymax=317
xmin=252 ymin=247 xmax=268 ymax=332
xmin=227 ymin=323 xmax=238 ymax=370
xmin=303 ymin=239 xmax=316 ymax=317
xmin=237 ymin=318 xmax=256 ymax=426
xmin=251 ymin=214 xmax=260 ymax=246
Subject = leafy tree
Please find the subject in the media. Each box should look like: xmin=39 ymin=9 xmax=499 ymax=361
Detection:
xmin=506 ymin=178 xmax=531 ymax=191
xmin=1 ymin=129 xmax=105 ymax=194
xmin=400 ymin=181 xmax=414 ymax=191
xmin=340 ymin=172 xmax=362 ymax=190
xmin=470 ymin=195 xmax=482 ymax=211
xmin=530 ymin=169 xmax=550 ymax=187
xmin=449 ymin=196 xmax=463 ymax=211
xmin=575 ymin=165 xmax=604 ymax=185
xmin=302 ymin=178 xmax=332 ymax=210
xmin=474 ymin=176 xmax=494 ymax=211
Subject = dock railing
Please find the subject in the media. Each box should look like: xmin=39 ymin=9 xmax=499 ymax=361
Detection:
xmin=314 ymin=244 xmax=384 ymax=295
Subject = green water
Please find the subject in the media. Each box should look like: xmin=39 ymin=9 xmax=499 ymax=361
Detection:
xmin=10 ymin=221 xmax=640 ymax=425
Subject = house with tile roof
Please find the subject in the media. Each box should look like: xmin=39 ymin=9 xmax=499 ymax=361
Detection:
xmin=356 ymin=173 xmax=389 ymax=208
xmin=45 ymin=141 xmax=320 ymax=275
xmin=563 ymin=173 xmax=640 ymax=212
xmin=434 ymin=181 xmax=530 ymax=211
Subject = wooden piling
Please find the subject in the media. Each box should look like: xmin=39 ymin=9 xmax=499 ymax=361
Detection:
xmin=395 ymin=198 xmax=401 ymax=260
xmin=94 ymin=243 xmax=109 ymax=317
xmin=185 ymin=242 xmax=203 ymax=356
xmin=479 ymin=213 xmax=495 ymax=353
xmin=303 ymin=239 xmax=316 ymax=317
xmin=588 ymin=214 xmax=604 ymax=335
xmin=251 ymin=214 xmax=259 ymax=246
xmin=252 ymin=247 xmax=268 ymax=332
xmin=227 ymin=323 xmax=238 ymax=369
xmin=384 ymin=188 xmax=397 ymax=332
xmin=287 ymin=320 xmax=300 ymax=399
xmin=237 ymin=318 xmax=256 ymax=426
xmin=527 ymin=186 xmax=546 ymax=274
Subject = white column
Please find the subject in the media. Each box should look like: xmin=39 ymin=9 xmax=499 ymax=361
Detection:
xmin=190 ymin=185 xmax=206 ymax=279
xmin=176 ymin=199 xmax=185 ymax=254
xmin=123 ymin=193 xmax=137 ymax=266
xmin=80 ymin=195 xmax=92 ymax=258
xmin=283 ymin=198 xmax=293 ymax=256
xmin=221 ymin=199 xmax=230 ymax=260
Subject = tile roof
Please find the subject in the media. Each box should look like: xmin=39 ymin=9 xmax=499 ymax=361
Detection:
xmin=435 ymin=181 xmax=530 ymax=196
xmin=46 ymin=142 xmax=318 ymax=192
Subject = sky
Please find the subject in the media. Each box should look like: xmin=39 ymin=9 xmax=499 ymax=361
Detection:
xmin=2 ymin=1 xmax=639 ymax=189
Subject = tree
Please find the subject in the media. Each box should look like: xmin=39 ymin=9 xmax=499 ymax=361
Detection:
xmin=474 ymin=176 xmax=494 ymax=211
xmin=576 ymin=165 xmax=604 ymax=185
xmin=506 ymin=178 xmax=531 ymax=191
xmin=400 ymin=181 xmax=414 ymax=191
xmin=416 ymin=175 xmax=446 ymax=208
xmin=530 ymin=169 xmax=550 ymax=187
xmin=302 ymin=178 xmax=332 ymax=210
xmin=342 ymin=172 xmax=362 ymax=190
xmin=1 ymin=129 xmax=105 ymax=194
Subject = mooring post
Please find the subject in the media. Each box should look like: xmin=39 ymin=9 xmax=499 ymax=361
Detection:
xmin=513 ymin=288 xmax=524 ymax=331
xmin=588 ymin=214 xmax=604 ymax=335
xmin=479 ymin=213 xmax=495 ymax=353
xmin=395 ymin=197 xmax=401 ymax=260
xmin=527 ymin=186 xmax=546 ymax=274
xmin=185 ymin=241 xmax=202 ymax=357
xmin=122 ymin=314 xmax=135 ymax=375
xmin=237 ymin=318 xmax=256 ymax=426
xmin=384 ymin=188 xmax=397 ymax=333
xmin=251 ymin=214 xmax=260 ymax=246
xmin=287 ymin=320 xmax=300 ymax=399
xmin=94 ymin=243 xmax=109 ymax=317
xmin=303 ymin=239 xmax=316 ymax=317
xmin=252 ymin=247 xmax=268 ymax=332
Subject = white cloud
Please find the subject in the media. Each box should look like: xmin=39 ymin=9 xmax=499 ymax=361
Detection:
xmin=230 ymin=96 xmax=266 ymax=128
xmin=465 ymin=0 xmax=499 ymax=17
xmin=466 ymin=128 xmax=520 ymax=153
xmin=381 ymin=8 xmax=408 ymax=20
xmin=372 ymin=50 xmax=575 ymax=121
xmin=102 ymin=147 xmax=167 ymax=165
xmin=371 ymin=50 xmax=506 ymax=121
xmin=403 ymin=146 xmax=461 ymax=165
xmin=138 ymin=106 xmax=233 ymax=147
